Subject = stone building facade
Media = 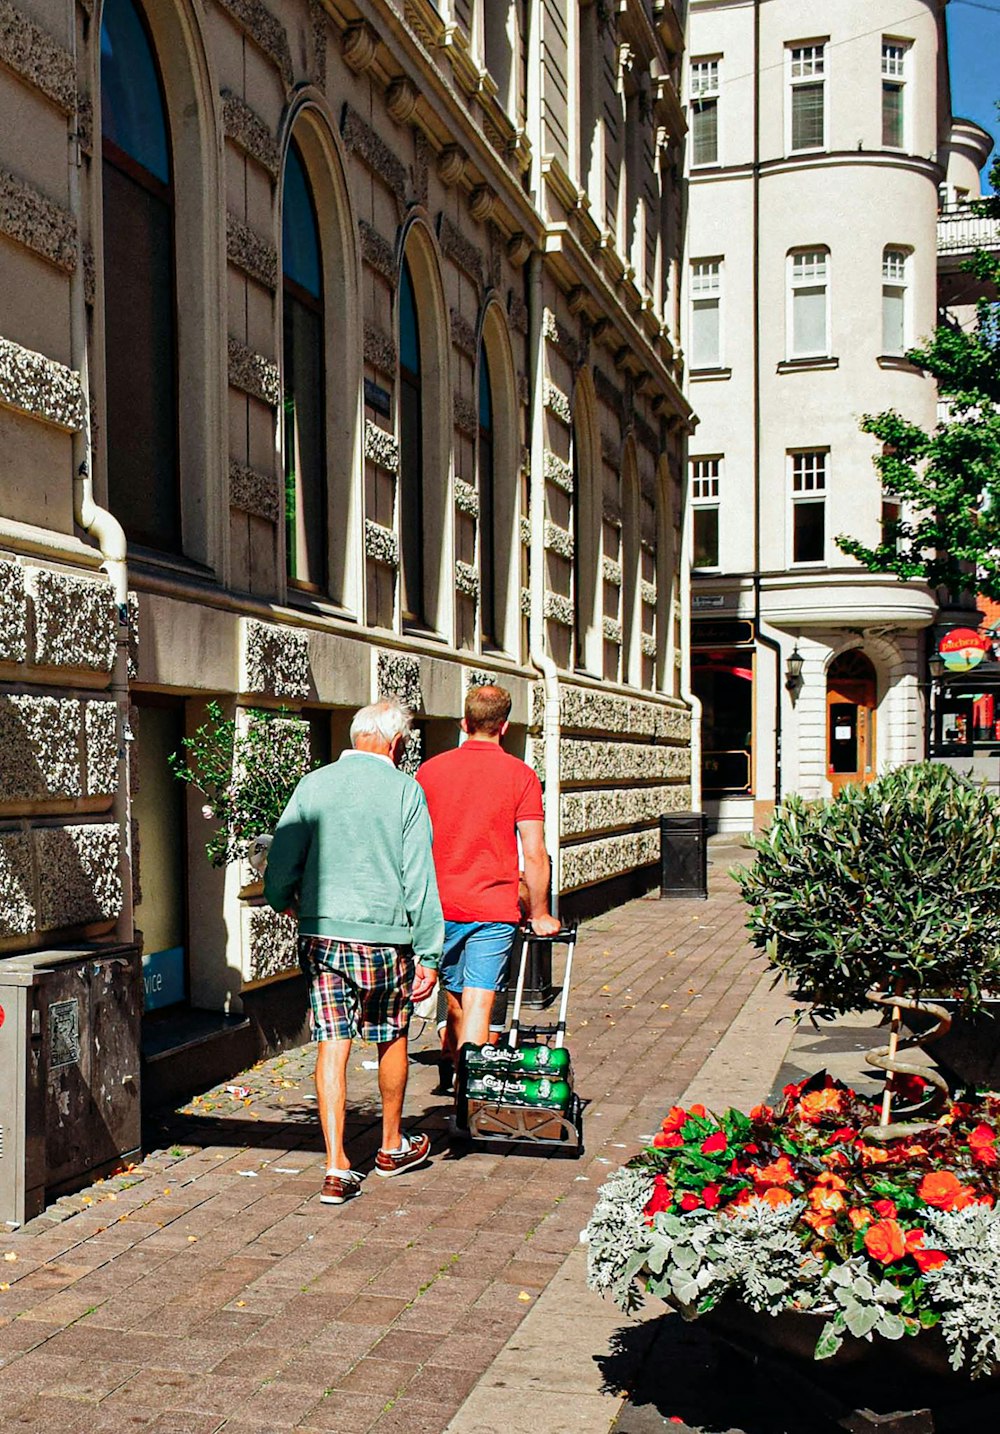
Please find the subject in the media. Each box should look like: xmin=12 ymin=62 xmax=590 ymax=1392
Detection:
xmin=0 ymin=0 xmax=691 ymax=1042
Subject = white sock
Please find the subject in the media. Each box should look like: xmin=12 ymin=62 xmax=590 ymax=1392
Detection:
xmin=383 ymin=1136 xmax=411 ymax=1156
xmin=326 ymin=1167 xmax=356 ymax=1178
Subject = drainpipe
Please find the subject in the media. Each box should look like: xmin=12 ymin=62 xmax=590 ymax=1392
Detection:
xmin=527 ymin=251 xmax=562 ymax=912
xmin=68 ymin=16 xmax=134 ymax=944
xmin=677 ymin=472 xmax=702 ymax=811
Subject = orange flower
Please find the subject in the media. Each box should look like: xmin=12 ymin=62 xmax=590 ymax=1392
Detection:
xmin=904 ymin=1228 xmax=948 ymax=1274
xmin=919 ymin=1171 xmax=977 ymax=1212
xmin=759 ymin=1186 xmax=793 ymax=1209
xmin=848 ymin=1208 xmax=873 ymax=1231
xmin=968 ymin=1123 xmax=996 ymax=1150
xmin=860 ymin=1145 xmax=891 ymax=1165
xmin=749 ymin=1103 xmax=774 ymax=1123
xmin=653 ymin=1131 xmax=684 ymax=1149
xmin=803 ymin=1207 xmax=838 ymax=1233
xmin=809 ymin=1186 xmax=846 ymax=1217
xmin=748 ymin=1155 xmax=795 ymax=1186
xmin=872 ymin=1198 xmax=897 ymax=1219
xmin=814 ymin=1171 xmax=847 ymax=1191
xmin=661 ymin=1106 xmax=688 ymax=1134
xmin=864 ymin=1218 xmax=907 ymax=1264
xmin=799 ymin=1088 xmax=843 ymax=1122
xmin=688 ymin=1104 xmax=708 ymax=1119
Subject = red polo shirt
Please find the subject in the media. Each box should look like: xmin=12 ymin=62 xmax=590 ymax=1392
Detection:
xmin=416 ymin=741 xmax=544 ymax=923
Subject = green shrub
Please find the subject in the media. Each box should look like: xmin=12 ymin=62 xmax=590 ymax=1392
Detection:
xmin=735 ymin=762 xmax=1000 ymax=1017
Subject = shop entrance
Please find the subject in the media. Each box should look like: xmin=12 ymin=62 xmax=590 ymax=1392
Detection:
xmin=133 ymin=695 xmax=189 ymax=1013
xmin=827 ymin=650 xmax=877 ymax=795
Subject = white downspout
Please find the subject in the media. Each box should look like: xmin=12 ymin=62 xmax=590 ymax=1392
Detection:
xmin=527 ymin=251 xmax=562 ymax=911
xmin=68 ymin=14 xmax=134 ymax=943
xmin=678 ymin=482 xmax=702 ymax=812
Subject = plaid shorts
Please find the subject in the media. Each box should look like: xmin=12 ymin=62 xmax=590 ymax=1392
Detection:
xmin=299 ymin=936 xmax=415 ymax=1044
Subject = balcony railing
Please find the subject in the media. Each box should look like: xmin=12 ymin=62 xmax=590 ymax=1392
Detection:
xmin=937 ymin=202 xmax=1000 ymax=256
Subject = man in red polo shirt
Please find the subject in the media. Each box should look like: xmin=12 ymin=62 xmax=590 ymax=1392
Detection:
xmin=417 ymin=684 xmax=560 ymax=1062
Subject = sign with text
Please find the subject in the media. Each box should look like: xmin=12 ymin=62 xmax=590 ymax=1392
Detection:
xmin=142 ymin=946 xmax=186 ymax=1012
xmin=938 ymin=627 xmax=990 ymax=673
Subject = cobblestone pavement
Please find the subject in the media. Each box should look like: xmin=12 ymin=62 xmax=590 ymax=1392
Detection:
xmin=0 ymin=847 xmax=767 ymax=1433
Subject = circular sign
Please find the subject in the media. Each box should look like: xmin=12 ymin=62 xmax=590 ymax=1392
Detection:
xmin=0 ymin=1006 xmax=5 ymax=1031
xmin=939 ymin=627 xmax=991 ymax=673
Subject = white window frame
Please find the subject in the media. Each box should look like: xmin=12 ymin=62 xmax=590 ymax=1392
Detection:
xmin=691 ymin=457 xmax=722 ymax=570
xmin=881 ymin=246 xmax=909 ymax=356
xmin=690 ymin=259 xmax=723 ymax=370
xmin=786 ymin=248 xmax=830 ymax=359
xmin=881 ymin=40 xmax=909 ymax=150
xmin=787 ymin=42 xmax=827 ymax=154
xmin=689 ymin=57 xmax=721 ymax=168
xmin=789 ymin=449 xmax=828 ymax=566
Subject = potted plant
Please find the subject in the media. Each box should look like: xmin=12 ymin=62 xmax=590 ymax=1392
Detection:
xmin=585 ymin=764 xmax=1000 ymax=1379
xmin=169 ymin=701 xmax=315 ymax=897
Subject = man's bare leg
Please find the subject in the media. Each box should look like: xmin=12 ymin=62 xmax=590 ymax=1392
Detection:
xmin=444 ymin=989 xmax=463 ymax=1068
xmin=315 ymin=1037 xmax=352 ymax=1171
xmin=377 ymin=1034 xmax=409 ymax=1152
xmin=458 ymin=987 xmax=495 ymax=1050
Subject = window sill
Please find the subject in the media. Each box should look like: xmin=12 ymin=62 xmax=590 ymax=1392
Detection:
xmin=689 ymin=366 xmax=732 ymax=382
xmin=692 ymin=566 xmax=722 ymax=574
xmin=777 ymin=356 xmax=839 ymax=373
xmin=789 ymin=561 xmax=828 ymax=569
xmin=287 ymin=589 xmax=358 ymax=623
xmin=877 ymin=354 xmax=921 ymax=372
xmin=128 ymin=545 xmax=218 ymax=585
xmin=402 ymin=622 xmax=448 ymax=645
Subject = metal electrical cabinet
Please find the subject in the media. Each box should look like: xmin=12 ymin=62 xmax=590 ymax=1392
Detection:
xmin=0 ymin=944 xmax=141 ymax=1228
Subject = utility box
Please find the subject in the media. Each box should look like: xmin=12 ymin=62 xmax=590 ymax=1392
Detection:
xmin=660 ymin=813 xmax=709 ymax=900
xmin=0 ymin=945 xmax=141 ymax=1228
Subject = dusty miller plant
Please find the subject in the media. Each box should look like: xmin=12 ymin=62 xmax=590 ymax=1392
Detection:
xmin=584 ymin=1166 xmax=653 ymax=1314
xmin=924 ymin=1207 xmax=1000 ymax=1377
xmin=735 ymin=762 xmax=1000 ymax=1019
xmin=169 ymin=700 xmax=316 ymax=868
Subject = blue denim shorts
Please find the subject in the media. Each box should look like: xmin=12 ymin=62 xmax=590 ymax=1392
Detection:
xmin=440 ymin=921 xmax=517 ymax=995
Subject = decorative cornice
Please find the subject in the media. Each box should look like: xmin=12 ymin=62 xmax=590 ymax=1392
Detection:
xmin=359 ymin=220 xmax=396 ymax=285
xmin=386 ymin=76 xmax=419 ymax=125
xmin=227 ymin=336 xmax=280 ymax=407
xmin=543 ymin=449 xmax=573 ymax=493
xmin=455 ymin=560 xmax=479 ymax=597
xmin=453 ymin=393 xmax=477 ymax=437
xmin=544 ymin=592 xmax=574 ymax=628
xmin=229 ymin=457 xmax=280 ymax=522
xmin=543 ymin=381 xmax=571 ymax=426
xmin=507 ymin=232 xmax=532 ymax=268
xmin=436 ymin=145 xmax=467 ymax=187
xmin=544 ymin=521 xmax=574 ymax=561
xmin=0 ymin=2 xmax=76 ymax=113
xmin=341 ymin=105 xmax=407 ymax=205
xmin=226 ymin=211 xmax=277 ymax=289
xmin=222 ymin=91 xmax=280 ymax=180
xmin=0 ymin=336 xmax=84 ymax=431
xmin=450 ymin=308 xmax=477 ymax=358
xmin=469 ymin=185 xmax=495 ymax=223
xmin=455 ymin=479 xmax=480 ymax=518
xmin=0 ymin=168 xmax=76 ymax=272
xmin=603 ymin=556 xmax=623 ymax=588
xmin=214 ymin=0 xmax=293 ymax=88
xmin=364 ymin=419 xmax=399 ymax=474
xmin=365 ymin=518 xmax=399 ymax=568
xmin=438 ymin=214 xmax=483 ymax=286
xmin=602 ymin=617 xmax=623 ymax=645
xmin=342 ymin=20 xmax=379 ymax=74
xmin=363 ymin=322 xmax=396 ymax=374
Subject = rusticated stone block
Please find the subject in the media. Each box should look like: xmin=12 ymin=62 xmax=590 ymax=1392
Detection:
xmin=28 ymin=568 xmax=116 ymax=671
xmin=0 ymin=559 xmax=27 ymax=663
xmin=229 ymin=457 xmax=281 ymax=522
xmin=376 ymin=650 xmax=422 ymax=713
xmin=544 ymin=381 xmax=571 ymax=425
xmin=0 ymin=166 xmax=77 ymax=272
xmin=534 ymin=737 xmax=690 ymax=785
xmin=641 ymin=633 xmax=657 ymax=659
xmin=365 ymin=519 xmax=399 ymax=568
xmin=455 ymin=560 xmax=479 ymax=598
xmin=246 ymin=905 xmax=298 ymax=983
xmin=242 ymin=620 xmax=310 ymax=699
xmin=533 ymin=684 xmax=691 ymax=743
xmin=226 ymin=211 xmax=277 ymax=289
xmin=561 ymin=784 xmax=689 ymax=838
xmin=227 ymin=336 xmax=280 ymax=407
xmin=0 ymin=831 xmax=34 ymax=935
xmin=0 ymin=695 xmax=81 ymax=802
xmin=561 ymin=828 xmax=660 ymax=891
xmin=359 ymin=220 xmax=396 ymax=284
xmin=341 ymin=105 xmax=407 ymax=203
xmin=85 ymin=700 xmax=118 ymax=798
xmin=215 ymin=0 xmax=293 ymax=86
xmin=455 ymin=479 xmax=480 ymax=518
xmin=399 ymin=726 xmax=422 ymax=777
xmin=222 ymin=91 xmax=280 ymax=178
xmin=0 ymin=2 xmax=76 ymax=113
xmin=364 ymin=420 xmax=399 ymax=474
xmin=0 ymin=336 xmax=84 ymax=431
xmin=438 ymin=215 xmax=483 ymax=286
xmin=544 ymin=521 xmax=574 ymax=560
xmin=35 ymin=822 xmax=122 ymax=929
xmin=544 ymin=592 xmax=573 ymax=628
xmin=364 ymin=322 xmax=396 ymax=374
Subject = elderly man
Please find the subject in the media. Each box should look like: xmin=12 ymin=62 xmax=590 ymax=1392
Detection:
xmin=265 ymin=699 xmax=443 ymax=1205
xmin=417 ymin=684 xmax=560 ymax=1074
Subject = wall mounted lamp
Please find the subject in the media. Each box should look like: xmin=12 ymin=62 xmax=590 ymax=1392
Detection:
xmin=785 ymin=645 xmax=805 ymax=701
xmin=927 ymin=651 xmax=945 ymax=682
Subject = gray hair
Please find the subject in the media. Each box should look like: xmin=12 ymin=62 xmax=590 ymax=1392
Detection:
xmin=350 ymin=698 xmax=413 ymax=747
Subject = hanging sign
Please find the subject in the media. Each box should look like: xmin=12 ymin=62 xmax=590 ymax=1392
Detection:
xmin=938 ymin=628 xmax=991 ymax=673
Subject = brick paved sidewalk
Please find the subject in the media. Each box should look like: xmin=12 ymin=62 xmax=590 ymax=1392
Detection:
xmin=0 ymin=847 xmax=772 ymax=1434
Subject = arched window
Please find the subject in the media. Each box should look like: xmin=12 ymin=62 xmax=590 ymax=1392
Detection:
xmin=282 ymin=139 xmax=326 ymax=590
xmin=478 ymin=344 xmax=497 ymax=646
xmin=100 ymin=0 xmax=179 ymax=552
xmin=398 ymin=259 xmax=425 ymax=626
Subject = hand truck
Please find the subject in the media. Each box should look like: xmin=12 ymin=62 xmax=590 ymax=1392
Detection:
xmin=454 ymin=922 xmax=584 ymax=1154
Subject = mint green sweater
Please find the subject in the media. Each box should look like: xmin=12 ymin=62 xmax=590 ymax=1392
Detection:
xmin=264 ymin=751 xmax=444 ymax=966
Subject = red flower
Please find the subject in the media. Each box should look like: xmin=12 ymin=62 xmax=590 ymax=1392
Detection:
xmin=701 ymin=1131 xmax=728 ymax=1156
xmin=653 ymin=1131 xmax=684 ymax=1149
xmin=799 ymin=1088 xmax=843 ymax=1122
xmin=661 ymin=1106 xmax=688 ymax=1134
xmin=744 ymin=1143 xmax=760 ymax=1154
xmin=701 ymin=1184 xmax=721 ymax=1209
xmin=919 ymin=1171 xmax=977 ymax=1212
xmin=864 ymin=1218 xmax=907 ymax=1265
xmin=760 ymin=1186 xmax=793 ymax=1209
xmin=688 ymin=1104 xmax=708 ymax=1119
xmin=969 ymin=1124 xmax=997 ymax=1164
xmin=679 ymin=1191 xmax=702 ymax=1212
xmin=748 ymin=1155 xmax=795 ymax=1186
xmin=644 ymin=1184 xmax=673 ymax=1219
xmin=872 ymin=1198 xmax=897 ymax=1219
xmin=904 ymin=1228 xmax=948 ymax=1274
xmin=828 ymin=1127 xmax=857 ymax=1144
xmin=973 ymin=1143 xmax=998 ymax=1167
xmin=750 ymin=1104 xmax=774 ymax=1123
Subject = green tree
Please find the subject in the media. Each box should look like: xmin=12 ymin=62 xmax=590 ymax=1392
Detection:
xmin=836 ymin=147 xmax=1000 ymax=599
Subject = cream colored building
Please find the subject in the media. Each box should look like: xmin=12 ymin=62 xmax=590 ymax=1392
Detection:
xmin=683 ymin=0 xmax=959 ymax=830
xmin=0 ymin=0 xmax=692 ymax=1072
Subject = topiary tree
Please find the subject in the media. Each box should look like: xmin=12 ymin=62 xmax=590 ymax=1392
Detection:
xmin=735 ymin=763 xmax=1000 ymax=1124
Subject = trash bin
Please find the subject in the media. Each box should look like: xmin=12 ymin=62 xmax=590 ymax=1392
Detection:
xmin=0 ymin=944 xmax=142 ymax=1228
xmin=660 ymin=812 xmax=709 ymax=900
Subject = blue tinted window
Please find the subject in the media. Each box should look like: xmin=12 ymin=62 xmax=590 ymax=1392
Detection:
xmin=100 ymin=0 xmax=169 ymax=183
xmin=282 ymin=141 xmax=322 ymax=299
xmin=478 ymin=344 xmax=493 ymax=430
xmin=399 ymin=259 xmax=420 ymax=374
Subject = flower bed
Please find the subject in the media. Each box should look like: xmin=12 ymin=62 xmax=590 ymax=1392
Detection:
xmin=585 ymin=1076 xmax=1000 ymax=1377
